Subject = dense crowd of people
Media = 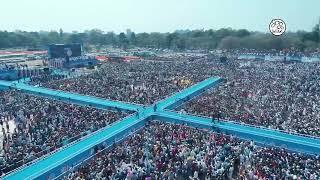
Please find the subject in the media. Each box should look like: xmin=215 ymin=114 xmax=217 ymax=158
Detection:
xmin=0 ymin=90 xmax=127 ymax=175
xmin=2 ymin=54 xmax=320 ymax=178
xmin=64 ymin=121 xmax=320 ymax=180
xmin=227 ymin=48 xmax=320 ymax=58
xmin=30 ymin=74 xmax=68 ymax=83
xmin=30 ymin=58 xmax=320 ymax=137
xmin=182 ymin=60 xmax=320 ymax=137
xmin=30 ymin=61 xmax=213 ymax=105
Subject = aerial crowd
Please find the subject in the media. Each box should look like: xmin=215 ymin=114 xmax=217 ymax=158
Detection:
xmin=1 ymin=54 xmax=320 ymax=179
xmin=228 ymin=48 xmax=320 ymax=58
xmin=64 ymin=121 xmax=320 ymax=180
xmin=32 ymin=57 xmax=320 ymax=137
xmin=31 ymin=60 xmax=212 ymax=105
xmin=181 ymin=60 xmax=320 ymax=137
xmin=0 ymin=91 xmax=127 ymax=175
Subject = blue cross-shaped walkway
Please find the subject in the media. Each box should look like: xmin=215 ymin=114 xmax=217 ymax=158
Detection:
xmin=0 ymin=77 xmax=320 ymax=180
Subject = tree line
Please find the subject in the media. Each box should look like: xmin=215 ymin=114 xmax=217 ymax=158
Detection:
xmin=0 ymin=23 xmax=319 ymax=51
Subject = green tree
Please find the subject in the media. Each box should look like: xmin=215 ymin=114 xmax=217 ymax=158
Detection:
xmin=130 ymin=32 xmax=137 ymax=45
xmin=119 ymin=32 xmax=129 ymax=49
xmin=88 ymin=29 xmax=104 ymax=45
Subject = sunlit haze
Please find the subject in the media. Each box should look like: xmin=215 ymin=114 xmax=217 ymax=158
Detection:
xmin=0 ymin=0 xmax=319 ymax=32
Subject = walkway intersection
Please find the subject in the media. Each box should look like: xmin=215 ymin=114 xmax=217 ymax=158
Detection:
xmin=0 ymin=77 xmax=319 ymax=180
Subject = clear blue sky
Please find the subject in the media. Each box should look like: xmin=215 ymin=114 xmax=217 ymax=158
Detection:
xmin=0 ymin=0 xmax=319 ymax=33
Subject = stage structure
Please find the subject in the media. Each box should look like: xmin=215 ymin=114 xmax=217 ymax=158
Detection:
xmin=48 ymin=44 xmax=99 ymax=69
